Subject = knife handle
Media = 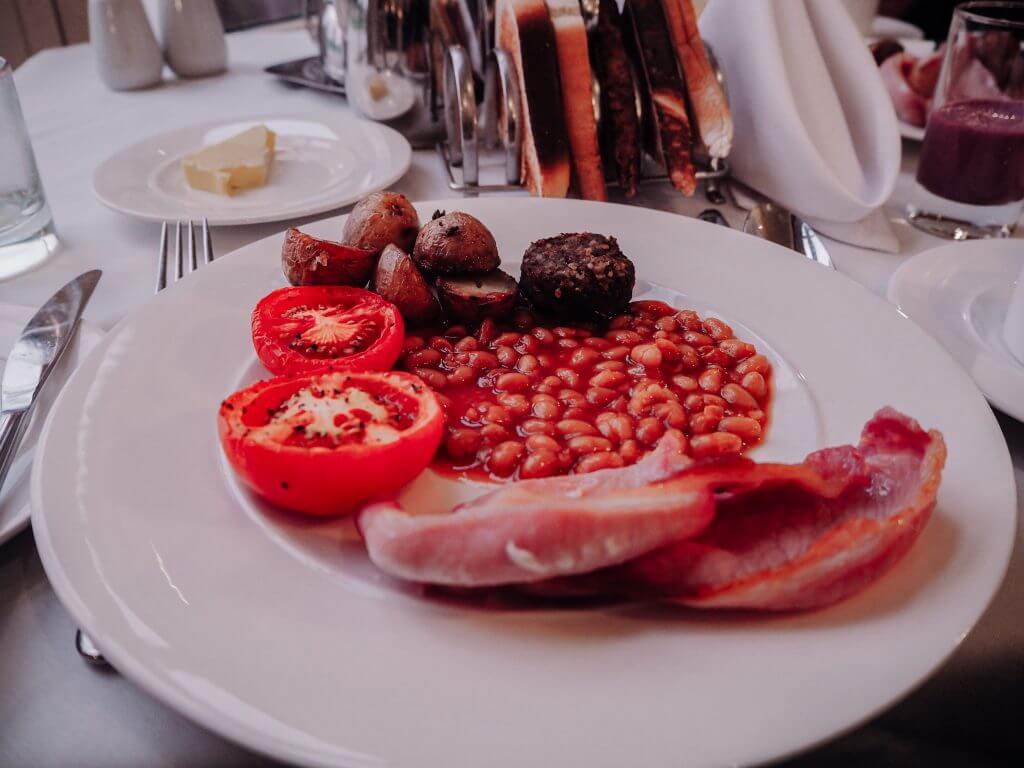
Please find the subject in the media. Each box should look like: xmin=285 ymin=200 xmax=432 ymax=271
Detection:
xmin=0 ymin=409 xmax=32 ymax=496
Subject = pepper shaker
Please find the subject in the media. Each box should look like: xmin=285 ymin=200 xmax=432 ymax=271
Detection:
xmin=88 ymin=0 xmax=164 ymax=91
xmin=159 ymin=0 xmax=228 ymax=78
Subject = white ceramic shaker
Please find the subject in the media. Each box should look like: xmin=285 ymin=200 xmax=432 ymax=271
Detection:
xmin=158 ymin=0 xmax=228 ymax=78
xmin=88 ymin=0 xmax=164 ymax=91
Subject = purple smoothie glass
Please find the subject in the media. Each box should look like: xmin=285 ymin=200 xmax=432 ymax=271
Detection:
xmin=908 ymin=2 xmax=1024 ymax=239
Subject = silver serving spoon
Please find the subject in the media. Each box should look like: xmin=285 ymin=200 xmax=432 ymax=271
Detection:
xmin=743 ymin=203 xmax=835 ymax=270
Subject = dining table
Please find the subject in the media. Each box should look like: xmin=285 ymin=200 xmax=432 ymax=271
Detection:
xmin=0 ymin=20 xmax=1020 ymax=768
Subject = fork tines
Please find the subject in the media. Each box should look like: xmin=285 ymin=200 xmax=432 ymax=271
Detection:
xmin=156 ymin=218 xmax=214 ymax=293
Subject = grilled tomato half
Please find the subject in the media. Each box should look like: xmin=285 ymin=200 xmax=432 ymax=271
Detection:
xmin=218 ymin=371 xmax=443 ymax=515
xmin=252 ymin=286 xmax=403 ymax=376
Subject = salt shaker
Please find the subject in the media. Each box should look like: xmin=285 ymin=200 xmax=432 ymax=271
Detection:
xmin=159 ymin=0 xmax=228 ymax=78
xmin=88 ymin=0 xmax=164 ymax=91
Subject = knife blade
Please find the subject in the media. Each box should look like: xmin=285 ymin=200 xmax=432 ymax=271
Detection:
xmin=742 ymin=204 xmax=835 ymax=271
xmin=0 ymin=270 xmax=102 ymax=493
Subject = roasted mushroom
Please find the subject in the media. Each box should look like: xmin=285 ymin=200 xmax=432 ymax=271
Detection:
xmin=436 ymin=270 xmax=518 ymax=323
xmin=281 ymin=228 xmax=376 ymax=286
xmin=412 ymin=211 xmax=500 ymax=275
xmin=342 ymin=191 xmax=420 ymax=255
xmin=371 ymin=244 xmax=441 ymax=325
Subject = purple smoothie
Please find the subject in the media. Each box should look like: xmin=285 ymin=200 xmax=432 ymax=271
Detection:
xmin=916 ymin=99 xmax=1024 ymax=206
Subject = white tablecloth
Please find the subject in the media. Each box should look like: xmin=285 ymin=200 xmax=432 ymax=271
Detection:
xmin=1 ymin=23 xmax=1021 ymax=768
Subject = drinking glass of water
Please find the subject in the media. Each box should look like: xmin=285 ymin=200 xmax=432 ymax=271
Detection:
xmin=0 ymin=56 xmax=57 ymax=280
xmin=908 ymin=1 xmax=1024 ymax=239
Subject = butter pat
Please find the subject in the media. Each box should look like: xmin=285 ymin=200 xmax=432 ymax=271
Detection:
xmin=182 ymin=125 xmax=276 ymax=196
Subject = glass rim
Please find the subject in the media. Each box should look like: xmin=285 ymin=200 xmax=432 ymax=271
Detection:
xmin=956 ymin=1 xmax=1024 ymax=29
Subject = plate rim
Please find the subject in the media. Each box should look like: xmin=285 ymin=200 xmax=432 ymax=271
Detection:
xmin=90 ymin=113 xmax=412 ymax=226
xmin=31 ymin=198 xmax=1019 ymax=768
xmin=899 ymin=120 xmax=925 ymax=142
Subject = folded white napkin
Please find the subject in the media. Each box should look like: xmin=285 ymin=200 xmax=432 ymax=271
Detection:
xmin=700 ymin=0 xmax=902 ymax=251
xmin=1005 ymin=260 xmax=1024 ymax=366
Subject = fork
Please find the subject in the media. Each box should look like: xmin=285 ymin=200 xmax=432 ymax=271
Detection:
xmin=155 ymin=219 xmax=215 ymax=291
xmin=75 ymin=219 xmax=214 ymax=667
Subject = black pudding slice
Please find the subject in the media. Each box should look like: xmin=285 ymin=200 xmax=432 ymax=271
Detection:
xmin=519 ymin=233 xmax=636 ymax=319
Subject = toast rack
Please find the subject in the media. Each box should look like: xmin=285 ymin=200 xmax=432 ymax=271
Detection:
xmin=436 ymin=43 xmax=731 ymax=201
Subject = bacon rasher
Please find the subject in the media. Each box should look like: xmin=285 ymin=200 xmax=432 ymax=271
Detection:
xmin=359 ymin=432 xmax=713 ymax=586
xmin=360 ymin=409 xmax=944 ymax=612
xmin=536 ymin=409 xmax=946 ymax=611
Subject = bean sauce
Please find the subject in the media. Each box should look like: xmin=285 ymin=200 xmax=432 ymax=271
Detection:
xmin=400 ymin=301 xmax=772 ymax=481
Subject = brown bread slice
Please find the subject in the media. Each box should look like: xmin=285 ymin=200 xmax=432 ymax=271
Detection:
xmin=592 ymin=0 xmax=641 ymax=197
xmin=496 ymin=0 xmax=571 ymax=197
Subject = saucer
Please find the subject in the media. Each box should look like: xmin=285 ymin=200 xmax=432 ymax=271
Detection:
xmin=888 ymin=238 xmax=1024 ymax=422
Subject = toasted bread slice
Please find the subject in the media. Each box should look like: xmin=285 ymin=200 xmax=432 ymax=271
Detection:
xmin=661 ymin=0 xmax=733 ymax=158
xmin=496 ymin=0 xmax=571 ymax=197
xmin=624 ymin=0 xmax=697 ymax=196
xmin=592 ymin=0 xmax=641 ymax=197
xmin=544 ymin=0 xmax=607 ymax=201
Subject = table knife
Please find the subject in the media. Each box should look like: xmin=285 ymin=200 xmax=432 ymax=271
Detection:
xmin=743 ymin=204 xmax=835 ymax=270
xmin=0 ymin=270 xmax=102 ymax=492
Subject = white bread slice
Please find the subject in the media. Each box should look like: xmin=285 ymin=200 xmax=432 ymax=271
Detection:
xmin=496 ymin=0 xmax=571 ymax=197
xmin=544 ymin=0 xmax=607 ymax=201
xmin=661 ymin=0 xmax=733 ymax=158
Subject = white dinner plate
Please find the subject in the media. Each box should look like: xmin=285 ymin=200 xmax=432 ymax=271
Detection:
xmin=0 ymin=305 xmax=101 ymax=545
xmin=92 ymin=115 xmax=411 ymax=226
xmin=32 ymin=200 xmax=1016 ymax=768
xmin=888 ymin=238 xmax=1024 ymax=423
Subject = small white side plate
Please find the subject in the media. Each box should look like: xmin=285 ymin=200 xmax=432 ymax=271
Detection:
xmin=92 ymin=115 xmax=412 ymax=226
xmin=879 ymin=39 xmax=933 ymax=142
xmin=872 ymin=16 xmax=925 ymax=40
xmin=899 ymin=120 xmax=926 ymax=142
xmin=889 ymin=238 xmax=1024 ymax=422
xmin=0 ymin=305 xmax=101 ymax=545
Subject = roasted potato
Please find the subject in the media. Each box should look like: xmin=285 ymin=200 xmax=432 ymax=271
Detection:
xmin=371 ymin=244 xmax=441 ymax=325
xmin=412 ymin=211 xmax=500 ymax=275
xmin=281 ymin=228 xmax=376 ymax=286
xmin=341 ymin=191 xmax=420 ymax=255
xmin=436 ymin=270 xmax=518 ymax=323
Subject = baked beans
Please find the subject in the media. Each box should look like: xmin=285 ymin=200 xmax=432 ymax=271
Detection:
xmin=401 ymin=301 xmax=772 ymax=480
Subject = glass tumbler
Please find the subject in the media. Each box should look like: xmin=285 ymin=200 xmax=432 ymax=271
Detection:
xmin=0 ymin=57 xmax=57 ymax=280
xmin=907 ymin=2 xmax=1024 ymax=239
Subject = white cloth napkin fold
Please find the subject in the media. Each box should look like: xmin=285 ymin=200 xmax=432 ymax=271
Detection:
xmin=700 ymin=0 xmax=902 ymax=252
xmin=1005 ymin=260 xmax=1024 ymax=366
